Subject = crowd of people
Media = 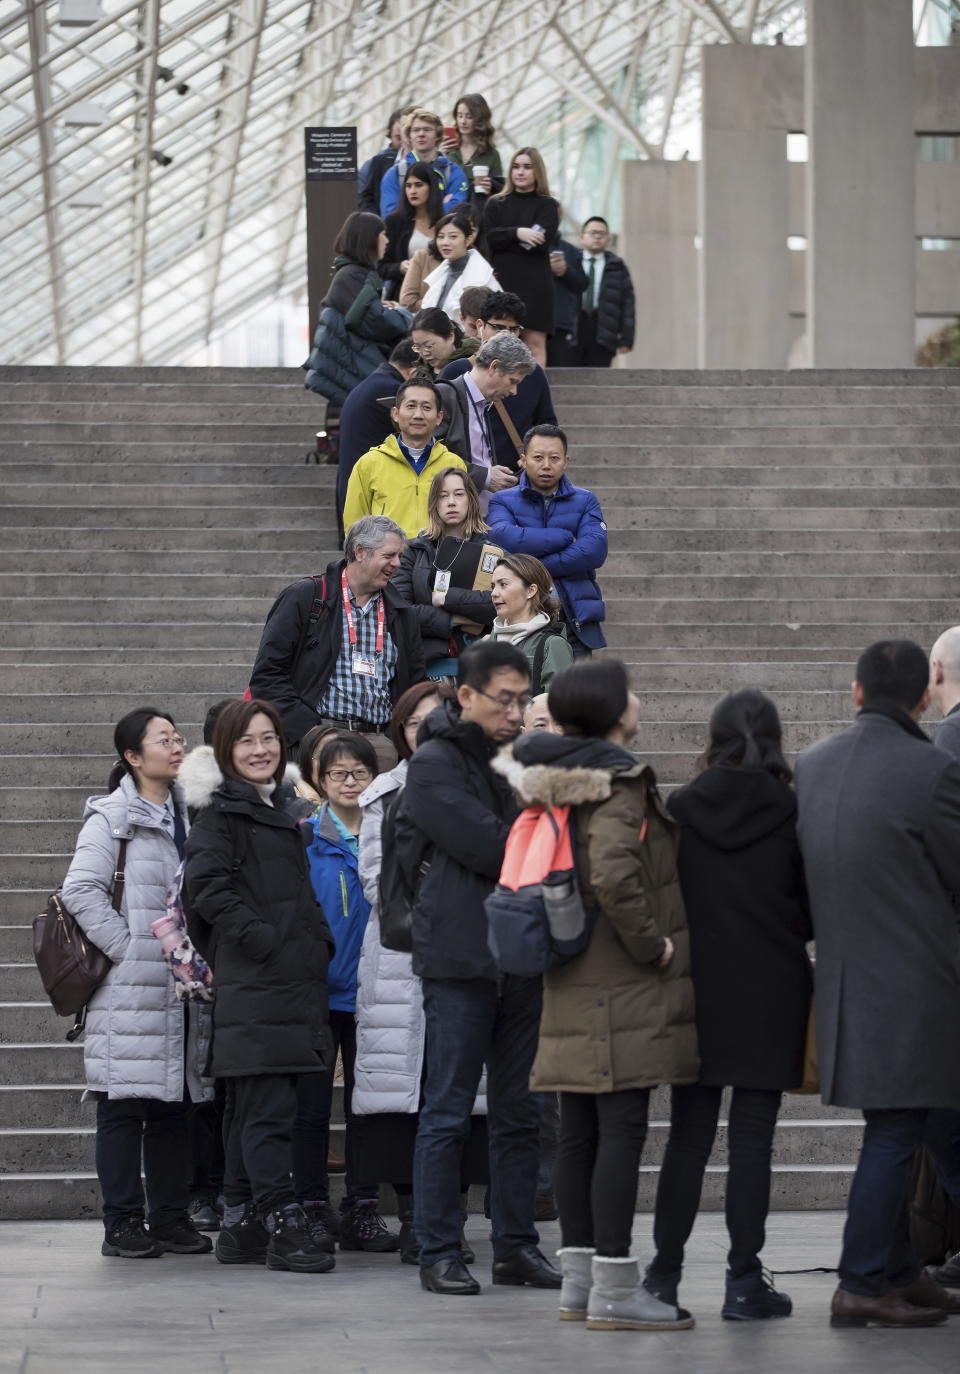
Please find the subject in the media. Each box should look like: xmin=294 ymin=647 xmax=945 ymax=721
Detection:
xmin=47 ymin=94 xmax=960 ymax=1339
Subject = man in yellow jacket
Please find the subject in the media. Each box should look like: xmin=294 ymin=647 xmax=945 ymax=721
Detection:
xmin=343 ymin=379 xmax=467 ymax=538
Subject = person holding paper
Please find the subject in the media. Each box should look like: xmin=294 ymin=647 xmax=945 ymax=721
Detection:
xmin=393 ymin=466 xmax=500 ymax=679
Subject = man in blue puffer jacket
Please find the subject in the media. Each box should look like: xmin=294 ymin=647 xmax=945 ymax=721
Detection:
xmin=486 ymin=423 xmax=607 ymax=655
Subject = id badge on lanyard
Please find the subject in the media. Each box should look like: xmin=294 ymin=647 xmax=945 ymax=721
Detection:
xmin=342 ymin=569 xmax=383 ymax=678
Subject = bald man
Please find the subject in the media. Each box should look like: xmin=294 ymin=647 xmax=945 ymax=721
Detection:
xmin=929 ymin=627 xmax=960 ymax=761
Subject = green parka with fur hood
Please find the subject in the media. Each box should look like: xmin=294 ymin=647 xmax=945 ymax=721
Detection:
xmin=497 ymin=732 xmax=699 ymax=1093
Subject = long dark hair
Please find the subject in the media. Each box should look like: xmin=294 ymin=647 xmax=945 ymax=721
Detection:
xmin=109 ymin=708 xmax=176 ymax=791
xmin=333 ymin=210 xmax=384 ymax=267
xmin=411 ymin=306 xmax=464 ymax=348
xmin=392 ymin=161 xmax=444 ymax=230
xmin=698 ymin=688 xmax=792 ymax=782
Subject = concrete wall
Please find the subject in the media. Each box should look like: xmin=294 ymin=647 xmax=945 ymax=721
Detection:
xmin=619 ymin=160 xmax=698 ymax=368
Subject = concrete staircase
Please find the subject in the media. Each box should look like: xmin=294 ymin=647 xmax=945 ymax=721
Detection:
xmin=3 ymin=363 xmax=959 ymax=1220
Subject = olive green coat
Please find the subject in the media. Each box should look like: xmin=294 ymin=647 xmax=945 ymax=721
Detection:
xmin=497 ymin=752 xmax=699 ymax=1093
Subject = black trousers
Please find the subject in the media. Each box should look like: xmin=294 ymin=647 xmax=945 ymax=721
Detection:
xmin=95 ymin=1097 xmax=191 ymax=1232
xmin=222 ymin=1073 xmax=300 ymax=1216
xmin=293 ymin=1008 xmax=377 ymax=1208
xmin=546 ymin=331 xmax=578 ymax=367
xmin=187 ymin=1079 xmax=225 ymax=1203
xmin=651 ymin=1084 xmax=781 ymax=1279
xmin=555 ymin=1088 xmax=650 ymax=1257
xmin=574 ymin=312 xmax=615 ymax=368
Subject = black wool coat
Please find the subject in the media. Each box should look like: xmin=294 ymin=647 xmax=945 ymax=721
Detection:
xmin=667 ymin=766 xmax=813 ymax=1091
xmin=183 ymin=775 xmax=334 ymax=1078
xmin=249 ymin=559 xmax=427 ymax=748
xmin=400 ymin=701 xmax=518 ymax=981
xmin=796 ymin=706 xmax=960 ymax=1109
xmin=393 ymin=534 xmax=496 ymax=664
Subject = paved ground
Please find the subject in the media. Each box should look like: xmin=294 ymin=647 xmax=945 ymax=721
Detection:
xmin=2 ymin=1212 xmax=959 ymax=1373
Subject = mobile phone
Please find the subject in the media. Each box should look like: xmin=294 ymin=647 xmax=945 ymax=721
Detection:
xmin=443 ymin=125 xmax=458 ymax=144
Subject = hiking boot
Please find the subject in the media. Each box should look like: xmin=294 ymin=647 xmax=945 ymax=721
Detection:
xmin=151 ymin=1216 xmax=213 ymax=1254
xmin=932 ymin=1250 xmax=960 ymax=1290
xmin=643 ymin=1262 xmax=682 ymax=1308
xmin=338 ymin=1200 xmax=400 ymax=1253
xmin=557 ymin=1247 xmax=594 ymax=1320
xmin=301 ymin=1200 xmax=337 ymax=1254
xmin=586 ymin=1255 xmax=695 ymax=1331
xmin=101 ymin=1217 xmax=164 ymax=1259
xmin=265 ymin=1204 xmax=336 ymax=1273
xmin=215 ymin=1203 xmax=268 ymax=1266
xmin=188 ymin=1198 xmax=221 ymax=1232
xmin=721 ymin=1268 xmax=792 ymax=1320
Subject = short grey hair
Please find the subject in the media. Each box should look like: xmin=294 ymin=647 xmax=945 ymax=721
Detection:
xmin=344 ymin=514 xmax=405 ymax=561
xmin=475 ymin=331 xmax=535 ymax=377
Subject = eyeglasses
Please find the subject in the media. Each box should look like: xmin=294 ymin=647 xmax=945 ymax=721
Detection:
xmin=484 ymin=321 xmax=522 ymax=334
xmin=474 ymin=688 xmax=531 ymax=715
xmin=324 ymin=768 xmax=373 ymax=784
xmin=145 ymin=734 xmax=186 ymax=750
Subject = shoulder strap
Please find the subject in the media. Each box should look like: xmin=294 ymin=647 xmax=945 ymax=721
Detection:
xmin=530 ymin=629 xmax=552 ymax=697
xmin=492 ymin=398 xmax=524 ymax=459
xmin=111 ymin=837 xmax=129 ymax=913
xmin=301 ymin=574 xmax=329 ymax=651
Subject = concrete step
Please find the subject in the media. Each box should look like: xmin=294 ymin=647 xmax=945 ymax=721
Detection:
xmin=0 ymin=526 xmax=338 ymax=552
xmin=0 ymin=505 xmax=334 ymax=529
xmin=0 ymin=964 xmax=44 ymax=999
xmin=3 ymin=483 xmax=332 ymax=509
xmin=0 ymin=1003 xmax=70 ymax=1043
xmin=0 ymin=622 xmax=262 ymax=649
xmin=0 ymin=927 xmax=33 ymax=960
xmin=0 ymin=1085 xmax=90 ymax=1128
xmin=0 ymin=1042 xmax=84 ymax=1081
xmin=0 ymin=402 xmax=333 ymax=425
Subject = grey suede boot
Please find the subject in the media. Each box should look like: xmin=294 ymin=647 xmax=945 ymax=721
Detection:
xmin=557 ymin=1247 xmax=594 ymax=1320
xmin=586 ymin=1256 xmax=695 ymax=1331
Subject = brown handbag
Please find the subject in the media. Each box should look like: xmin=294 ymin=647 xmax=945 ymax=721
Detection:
xmin=33 ymin=838 xmax=129 ymax=1040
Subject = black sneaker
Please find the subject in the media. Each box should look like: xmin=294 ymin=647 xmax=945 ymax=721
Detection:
xmin=933 ymin=1251 xmax=960 ymax=1289
xmin=721 ymin=1268 xmax=792 ymax=1320
xmin=338 ymin=1200 xmax=401 ymax=1253
xmin=102 ymin=1217 xmax=164 ymax=1259
xmin=302 ymin=1201 xmax=337 ymax=1253
xmin=151 ymin=1216 xmax=214 ymax=1254
xmin=188 ymin=1198 xmax=221 ymax=1232
xmin=266 ymin=1204 xmax=336 ymax=1273
xmin=215 ymin=1203 xmax=268 ymax=1265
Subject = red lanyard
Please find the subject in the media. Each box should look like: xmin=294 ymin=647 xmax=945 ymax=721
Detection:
xmin=341 ymin=569 xmax=384 ymax=654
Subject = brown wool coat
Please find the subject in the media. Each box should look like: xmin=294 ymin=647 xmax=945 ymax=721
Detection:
xmin=497 ymin=755 xmax=700 ymax=1094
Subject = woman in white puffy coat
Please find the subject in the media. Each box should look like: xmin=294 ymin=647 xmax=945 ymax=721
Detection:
xmin=353 ymin=681 xmax=487 ymax=1264
xmin=61 ymin=708 xmax=212 ymax=1261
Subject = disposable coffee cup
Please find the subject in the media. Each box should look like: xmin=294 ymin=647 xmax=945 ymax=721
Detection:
xmin=473 ymin=164 xmax=489 ymax=181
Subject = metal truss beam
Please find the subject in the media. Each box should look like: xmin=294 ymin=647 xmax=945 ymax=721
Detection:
xmin=23 ymin=0 xmax=65 ymax=364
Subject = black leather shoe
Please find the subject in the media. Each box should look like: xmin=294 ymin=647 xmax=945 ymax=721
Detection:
xmin=420 ymin=1255 xmax=481 ymax=1295
xmin=492 ymin=1245 xmax=562 ymax=1289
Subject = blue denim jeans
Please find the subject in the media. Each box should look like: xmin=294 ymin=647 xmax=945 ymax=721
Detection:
xmin=839 ymin=1107 xmax=960 ymax=1296
xmin=414 ymin=974 xmax=542 ymax=1267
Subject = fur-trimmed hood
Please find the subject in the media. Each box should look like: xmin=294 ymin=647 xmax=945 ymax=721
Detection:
xmin=179 ymin=743 xmax=301 ymax=811
xmin=494 ymin=732 xmax=648 ymax=808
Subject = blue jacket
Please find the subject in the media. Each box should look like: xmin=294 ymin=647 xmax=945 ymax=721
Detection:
xmin=305 ymin=805 xmax=371 ymax=1013
xmin=380 ymin=152 xmax=469 ymax=217
xmin=487 ymin=474 xmax=608 ymax=650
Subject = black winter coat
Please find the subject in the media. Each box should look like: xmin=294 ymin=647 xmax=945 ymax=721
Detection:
xmin=580 ymin=250 xmax=636 ymax=354
xmin=183 ymin=777 xmax=335 ymax=1078
xmin=667 ymin=766 xmax=813 ymax=1091
xmin=249 ymin=560 xmax=427 ymax=748
xmin=400 ymin=701 xmax=518 ymax=980
xmin=393 ymin=534 xmax=496 ymax=664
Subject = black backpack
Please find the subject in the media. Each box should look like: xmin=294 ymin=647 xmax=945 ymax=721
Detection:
xmin=377 ymin=787 xmax=432 ymax=953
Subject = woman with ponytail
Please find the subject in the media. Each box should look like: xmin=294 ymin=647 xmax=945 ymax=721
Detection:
xmin=643 ymin=688 xmax=813 ymax=1323
xmin=60 ymin=709 xmax=213 ymax=1260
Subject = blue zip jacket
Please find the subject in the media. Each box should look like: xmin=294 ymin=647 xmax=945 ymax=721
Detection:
xmin=305 ymin=805 xmax=371 ymax=1013
xmin=487 ymin=474 xmax=608 ymax=651
xmin=379 ymin=152 xmax=469 ymax=217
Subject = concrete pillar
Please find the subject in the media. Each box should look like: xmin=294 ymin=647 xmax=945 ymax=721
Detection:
xmin=699 ymin=46 xmax=802 ymax=369
xmin=806 ymin=0 xmax=915 ymax=366
xmin=619 ymin=160 xmax=698 ymax=368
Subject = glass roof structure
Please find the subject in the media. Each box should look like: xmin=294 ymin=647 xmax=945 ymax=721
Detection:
xmin=2 ymin=0 xmax=819 ymax=366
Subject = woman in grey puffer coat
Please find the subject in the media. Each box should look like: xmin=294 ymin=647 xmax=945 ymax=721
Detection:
xmin=61 ymin=708 xmax=212 ymax=1261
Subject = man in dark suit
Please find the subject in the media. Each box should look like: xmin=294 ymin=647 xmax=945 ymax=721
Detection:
xmin=795 ymin=639 xmax=960 ymax=1329
xmin=575 ymin=217 xmax=635 ymax=368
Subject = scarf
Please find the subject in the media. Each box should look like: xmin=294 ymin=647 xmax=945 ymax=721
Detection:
xmin=434 ymin=252 xmax=472 ymax=312
xmin=858 ymin=698 xmax=930 ymax=742
xmin=488 ymin=610 xmax=551 ymax=645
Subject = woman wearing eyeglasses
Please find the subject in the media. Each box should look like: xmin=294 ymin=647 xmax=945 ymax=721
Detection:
xmin=61 ymin=708 xmax=213 ymax=1260
xmin=295 ymin=732 xmax=402 ymax=1255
